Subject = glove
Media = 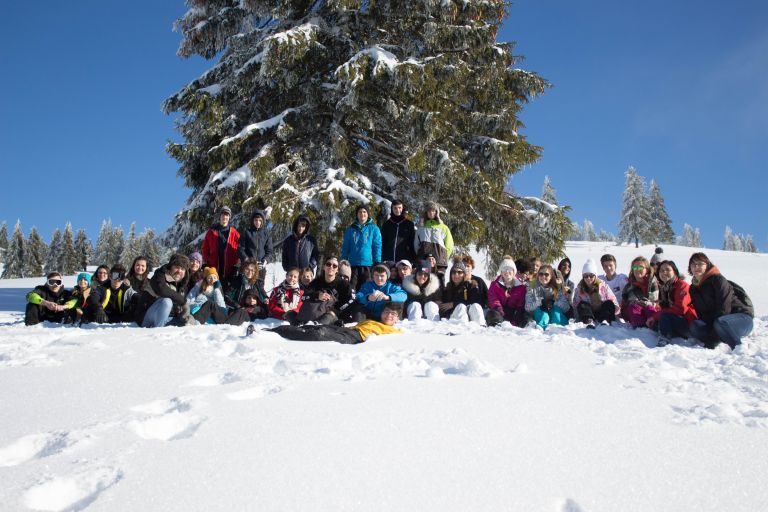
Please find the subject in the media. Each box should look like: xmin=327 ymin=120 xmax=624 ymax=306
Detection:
xmin=541 ymin=298 xmax=554 ymax=311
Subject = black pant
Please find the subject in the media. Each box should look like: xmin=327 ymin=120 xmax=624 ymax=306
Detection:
xmin=25 ymin=303 xmax=67 ymax=326
xmin=349 ymin=266 xmax=370 ymax=293
xmin=577 ymin=301 xmax=616 ymax=323
xmin=270 ymin=325 xmax=363 ymax=344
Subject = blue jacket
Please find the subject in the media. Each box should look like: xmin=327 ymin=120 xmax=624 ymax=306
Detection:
xmin=356 ymin=280 xmax=407 ymax=319
xmin=341 ymin=220 xmax=382 ymax=266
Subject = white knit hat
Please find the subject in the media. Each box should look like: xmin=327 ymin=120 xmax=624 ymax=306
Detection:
xmin=498 ymin=258 xmax=517 ymax=274
xmin=582 ymin=259 xmax=600 ymax=276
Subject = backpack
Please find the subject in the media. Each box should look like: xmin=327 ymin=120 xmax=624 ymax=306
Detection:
xmin=728 ymin=280 xmax=753 ymax=310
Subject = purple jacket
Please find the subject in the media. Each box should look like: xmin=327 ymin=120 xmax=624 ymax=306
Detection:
xmin=487 ymin=275 xmax=527 ymax=320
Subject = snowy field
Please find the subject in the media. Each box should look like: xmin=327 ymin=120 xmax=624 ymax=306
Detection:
xmin=1 ymin=242 xmax=767 ymax=511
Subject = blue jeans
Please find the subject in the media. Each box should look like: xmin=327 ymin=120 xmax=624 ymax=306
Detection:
xmin=658 ymin=313 xmax=689 ymax=338
xmin=533 ymin=306 xmax=568 ymax=329
xmin=142 ymin=298 xmax=173 ymax=328
xmin=690 ymin=314 xmax=753 ymax=348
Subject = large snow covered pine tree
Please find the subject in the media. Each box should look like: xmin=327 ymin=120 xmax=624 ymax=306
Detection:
xmin=163 ymin=0 xmax=569 ymax=264
xmin=618 ymin=166 xmax=650 ymax=248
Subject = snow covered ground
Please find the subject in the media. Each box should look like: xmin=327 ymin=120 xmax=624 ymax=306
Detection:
xmin=1 ymin=242 xmax=767 ymax=511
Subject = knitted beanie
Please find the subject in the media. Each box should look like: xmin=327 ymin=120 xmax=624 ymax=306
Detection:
xmin=582 ymin=259 xmax=600 ymax=276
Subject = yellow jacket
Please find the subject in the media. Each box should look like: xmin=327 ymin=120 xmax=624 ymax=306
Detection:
xmin=353 ymin=320 xmax=402 ymax=341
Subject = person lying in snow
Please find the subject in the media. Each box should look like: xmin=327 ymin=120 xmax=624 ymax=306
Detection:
xmin=269 ymin=302 xmax=403 ymax=345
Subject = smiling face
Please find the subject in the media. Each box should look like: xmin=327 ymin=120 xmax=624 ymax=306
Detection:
xmin=380 ymin=308 xmax=400 ymax=326
xmin=397 ymin=265 xmax=412 ymax=278
xmin=426 ymin=207 xmax=437 ymax=220
xmin=242 ymin=264 xmax=257 ymax=280
xmin=170 ymin=265 xmax=186 ymax=282
xmin=450 ymin=268 xmax=465 ymax=285
xmin=219 ymin=212 xmax=230 ymax=227
xmin=300 ymin=271 xmax=313 ymax=286
xmin=658 ymin=263 xmax=675 ymax=283
xmin=96 ymin=268 xmax=108 ymax=282
xmin=631 ymin=261 xmax=648 ymax=281
xmin=252 ymin=216 xmax=263 ymax=229
xmin=537 ymin=269 xmax=552 ymax=285
xmin=133 ymin=259 xmax=147 ymax=276
xmin=501 ymin=269 xmax=516 ymax=283
xmin=357 ymin=209 xmax=369 ymax=224
xmin=285 ymin=270 xmax=300 ymax=286
xmin=324 ymin=260 xmax=338 ymax=279
xmin=78 ymin=278 xmax=89 ymax=290
xmin=601 ymin=260 xmax=616 ymax=279
xmin=391 ymin=204 xmax=403 ymax=216
xmin=415 ymin=271 xmax=429 ymax=285
xmin=690 ymin=259 xmax=708 ymax=279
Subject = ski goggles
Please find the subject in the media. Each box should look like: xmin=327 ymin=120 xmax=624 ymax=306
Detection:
xmin=47 ymin=279 xmax=63 ymax=286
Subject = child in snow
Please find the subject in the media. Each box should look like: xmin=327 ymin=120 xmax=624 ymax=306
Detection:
xmin=402 ymin=260 xmax=443 ymax=321
xmin=485 ymin=257 xmax=528 ymax=327
xmin=439 ymin=261 xmax=486 ymax=325
xmin=599 ymin=253 xmax=628 ymax=299
xmin=269 ymin=267 xmax=304 ymax=322
xmin=647 ymin=260 xmax=697 ymax=347
xmin=525 ymin=264 xmax=570 ymax=329
xmin=299 ymin=267 xmax=315 ymax=291
xmin=572 ymin=259 xmax=620 ymax=329
xmin=621 ymin=256 xmax=659 ymax=328
xmin=187 ymin=266 xmax=228 ymax=324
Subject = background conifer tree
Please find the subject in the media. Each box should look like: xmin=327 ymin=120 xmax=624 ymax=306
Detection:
xmin=94 ymin=219 xmax=114 ymax=266
xmin=582 ymin=219 xmax=597 ymax=242
xmin=44 ymin=228 xmax=63 ymax=275
xmin=618 ymin=166 xmax=650 ymax=248
xmin=646 ymin=179 xmax=674 ymax=243
xmin=24 ymin=227 xmax=48 ymax=278
xmin=0 ymin=222 xmax=8 ymax=265
xmin=541 ymin=175 xmax=557 ymax=205
xmin=61 ymin=223 xmax=79 ymax=275
xmin=681 ymin=223 xmax=702 ymax=248
xmin=110 ymin=226 xmax=125 ymax=266
xmin=162 ymin=0 xmax=568 ymax=265
xmin=139 ymin=229 xmax=162 ymax=269
xmin=2 ymin=220 xmax=25 ymax=278
xmin=74 ymin=229 xmax=93 ymax=272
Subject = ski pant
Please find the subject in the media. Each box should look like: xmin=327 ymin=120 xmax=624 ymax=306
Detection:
xmin=407 ymin=301 xmax=440 ymax=321
xmin=690 ymin=313 xmax=753 ymax=349
xmin=625 ymin=303 xmax=657 ymax=328
xmin=24 ymin=303 xmax=67 ymax=326
xmin=577 ymin=300 xmax=616 ymax=324
xmin=270 ymin=325 xmax=364 ymax=344
xmin=532 ymin=306 xmax=568 ymax=329
xmin=657 ymin=313 xmax=689 ymax=339
xmin=445 ymin=303 xmax=486 ymax=325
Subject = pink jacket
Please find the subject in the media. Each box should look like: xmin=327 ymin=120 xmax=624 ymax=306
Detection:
xmin=572 ymin=279 xmax=620 ymax=315
xmin=487 ymin=275 xmax=527 ymax=315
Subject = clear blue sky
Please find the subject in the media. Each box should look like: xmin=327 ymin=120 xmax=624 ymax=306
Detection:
xmin=1 ymin=1 xmax=766 ymax=250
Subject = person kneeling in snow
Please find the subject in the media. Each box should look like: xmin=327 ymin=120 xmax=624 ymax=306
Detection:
xmin=270 ymin=302 xmax=402 ymax=345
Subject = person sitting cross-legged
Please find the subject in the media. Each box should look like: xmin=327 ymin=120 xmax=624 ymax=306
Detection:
xmin=270 ymin=302 xmax=403 ymax=345
xmin=25 ymin=272 xmax=72 ymax=326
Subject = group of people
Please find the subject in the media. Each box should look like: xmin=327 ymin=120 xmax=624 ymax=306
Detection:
xmin=24 ymin=203 xmax=754 ymax=349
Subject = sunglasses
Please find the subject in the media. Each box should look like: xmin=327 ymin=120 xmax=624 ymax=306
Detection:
xmin=631 ymin=265 xmax=646 ymax=271
xmin=47 ymin=279 xmax=62 ymax=286
xmin=325 ymin=262 xmax=338 ymax=268
xmin=583 ymin=273 xmax=596 ymax=279
xmin=538 ymin=272 xmax=551 ymax=277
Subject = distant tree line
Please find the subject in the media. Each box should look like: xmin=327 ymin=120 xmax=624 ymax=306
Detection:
xmin=0 ymin=220 xmax=165 ymax=279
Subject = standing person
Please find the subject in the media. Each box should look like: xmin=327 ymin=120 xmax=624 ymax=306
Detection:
xmin=268 ymin=302 xmax=403 ymax=345
xmin=438 ymin=261 xmax=485 ymax=325
xmin=103 ymin=264 xmax=136 ymax=323
xmin=135 ymin=254 xmax=196 ymax=328
xmin=621 ymin=256 xmax=659 ymax=328
xmin=688 ymin=252 xmax=754 ymax=349
xmin=572 ymin=259 xmax=620 ymax=329
xmin=237 ymin=209 xmax=273 ymax=293
xmin=380 ymin=200 xmax=416 ymax=265
xmin=268 ymin=268 xmax=305 ymax=321
xmin=282 ymin=215 xmax=319 ymax=274
xmin=460 ymin=255 xmax=488 ymax=308
xmin=599 ymin=254 xmax=629 ymax=299
xmin=485 ymin=257 xmax=528 ymax=327
xmin=67 ymin=272 xmax=108 ymax=325
xmin=24 ymin=272 xmax=72 ymax=326
xmin=355 ymin=264 xmax=407 ymax=321
xmin=201 ymin=206 xmax=240 ymax=281
xmin=648 ymin=260 xmax=697 ymax=347
xmin=126 ymin=256 xmax=150 ymax=293
xmin=414 ymin=202 xmax=454 ymax=275
xmin=341 ymin=205 xmax=382 ymax=291
xmin=525 ymin=264 xmax=570 ymax=329
xmin=402 ymin=260 xmax=442 ymax=321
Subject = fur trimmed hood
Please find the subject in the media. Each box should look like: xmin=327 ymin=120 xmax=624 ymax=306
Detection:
xmin=402 ymin=273 xmax=441 ymax=297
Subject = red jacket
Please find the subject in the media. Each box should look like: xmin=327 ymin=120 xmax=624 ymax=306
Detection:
xmin=268 ymin=284 xmax=304 ymax=320
xmin=653 ymin=278 xmax=698 ymax=325
xmin=201 ymin=225 xmax=240 ymax=279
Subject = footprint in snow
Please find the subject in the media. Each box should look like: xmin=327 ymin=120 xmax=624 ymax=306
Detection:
xmin=22 ymin=465 xmax=122 ymax=512
xmin=558 ymin=498 xmax=585 ymax=512
xmin=0 ymin=431 xmax=73 ymax=468
xmin=226 ymin=385 xmax=284 ymax=401
xmin=128 ymin=396 xmax=206 ymax=441
xmin=183 ymin=371 xmax=241 ymax=387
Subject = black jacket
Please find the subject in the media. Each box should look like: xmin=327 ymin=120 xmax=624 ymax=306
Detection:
xmin=237 ymin=210 xmax=274 ymax=264
xmin=305 ymin=275 xmax=353 ymax=311
xmin=690 ymin=273 xmax=753 ymax=324
xmin=282 ymin=215 xmax=319 ymax=272
xmin=380 ymin=215 xmax=416 ymax=264
xmin=27 ymin=284 xmax=72 ymax=306
xmin=439 ymin=279 xmax=484 ymax=316
xmin=135 ymin=264 xmax=190 ymax=324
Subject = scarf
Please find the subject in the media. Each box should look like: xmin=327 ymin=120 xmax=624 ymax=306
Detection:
xmin=276 ymin=281 xmax=301 ymax=311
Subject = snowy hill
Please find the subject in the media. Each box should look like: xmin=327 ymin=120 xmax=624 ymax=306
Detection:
xmin=1 ymin=243 xmax=767 ymax=511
